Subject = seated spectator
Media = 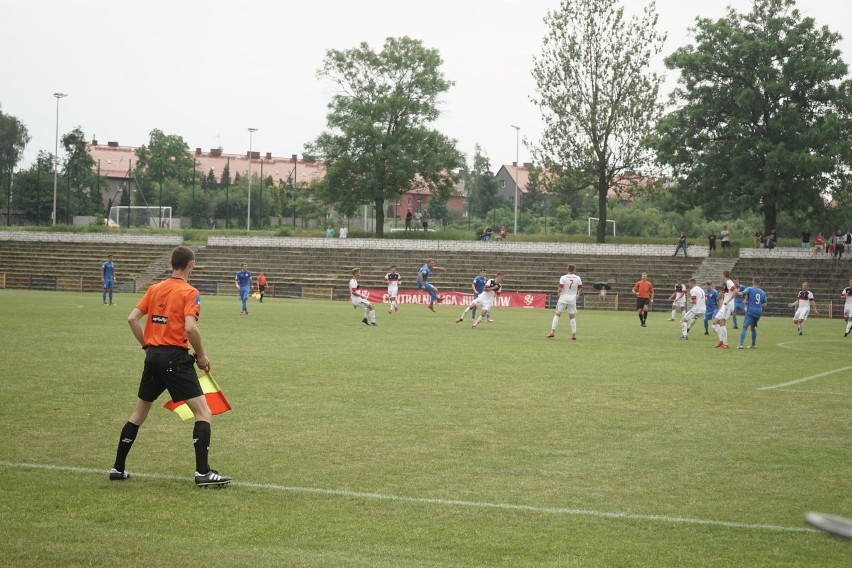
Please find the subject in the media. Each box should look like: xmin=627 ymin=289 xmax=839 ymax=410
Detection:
xmin=339 ymin=227 xmax=348 ymax=239
xmin=765 ymin=229 xmax=777 ymax=250
xmin=813 ymin=232 xmax=825 ymax=255
xmin=754 ymin=231 xmax=763 ymax=248
xmin=481 ymin=225 xmax=493 ymax=241
xmin=498 ymin=225 xmax=508 ymax=240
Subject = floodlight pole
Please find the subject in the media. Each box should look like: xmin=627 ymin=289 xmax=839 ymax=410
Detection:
xmin=247 ymin=128 xmax=257 ymax=230
xmin=510 ymin=124 xmax=520 ymax=234
xmin=52 ymin=92 xmax=67 ymax=225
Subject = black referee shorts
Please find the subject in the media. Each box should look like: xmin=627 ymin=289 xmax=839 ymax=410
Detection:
xmin=138 ymin=346 xmax=203 ymax=403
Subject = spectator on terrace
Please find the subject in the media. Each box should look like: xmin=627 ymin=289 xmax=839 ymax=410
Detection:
xmin=498 ymin=225 xmax=508 ymax=241
xmin=414 ymin=210 xmax=422 ymax=231
xmin=673 ymin=231 xmax=688 ymax=257
xmin=707 ymin=230 xmax=717 ymax=256
xmin=405 ymin=208 xmax=413 ymax=232
xmin=325 ymin=226 xmax=334 ymax=238
xmin=754 ymin=230 xmax=763 ymax=248
xmin=845 ymin=228 xmax=852 ymax=259
xmin=481 ymin=225 xmax=493 ymax=241
xmin=813 ymin=232 xmax=825 ymax=255
xmin=765 ymin=230 xmax=777 ymax=250
xmin=720 ymin=226 xmax=731 ymax=256
xmin=834 ymin=229 xmax=846 ymax=259
xmin=421 ymin=209 xmax=430 ymax=232
xmin=801 ymin=227 xmax=811 ymax=249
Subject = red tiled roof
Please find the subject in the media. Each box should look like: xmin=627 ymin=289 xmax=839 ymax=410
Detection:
xmin=87 ymin=143 xmax=325 ymax=185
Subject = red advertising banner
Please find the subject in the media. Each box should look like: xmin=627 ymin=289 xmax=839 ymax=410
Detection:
xmin=355 ymin=289 xmax=547 ymax=309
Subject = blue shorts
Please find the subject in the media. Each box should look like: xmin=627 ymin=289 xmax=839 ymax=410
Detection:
xmin=103 ymin=279 xmax=115 ymax=289
xmin=704 ymin=309 xmax=717 ymax=321
xmin=743 ymin=314 xmax=761 ymax=328
xmin=239 ymin=287 xmax=250 ymax=301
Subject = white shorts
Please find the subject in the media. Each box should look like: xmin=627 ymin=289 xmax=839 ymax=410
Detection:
xmin=714 ymin=304 xmax=732 ymax=321
xmin=351 ymin=296 xmax=372 ymax=309
xmin=794 ymin=307 xmax=810 ymax=321
xmin=387 ymin=286 xmax=398 ymax=299
xmin=683 ymin=307 xmax=705 ymax=322
xmin=844 ymin=306 xmax=852 ymax=318
xmin=673 ymin=298 xmax=686 ymax=308
xmin=556 ymin=300 xmax=577 ymax=315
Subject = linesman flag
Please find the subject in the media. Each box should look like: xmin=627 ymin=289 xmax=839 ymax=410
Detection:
xmin=163 ymin=371 xmax=232 ymax=421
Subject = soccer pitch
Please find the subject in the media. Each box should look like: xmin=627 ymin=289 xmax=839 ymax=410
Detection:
xmin=0 ymin=290 xmax=849 ymax=567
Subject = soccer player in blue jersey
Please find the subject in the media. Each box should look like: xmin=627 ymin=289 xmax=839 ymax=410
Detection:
xmin=417 ymin=258 xmax=446 ymax=312
xmin=234 ymin=262 xmax=252 ymax=315
xmin=703 ymin=280 xmax=719 ymax=335
xmin=101 ymin=254 xmax=116 ymax=305
xmin=731 ymin=277 xmax=746 ymax=329
xmin=470 ymin=268 xmax=487 ymax=322
xmin=737 ymin=277 xmax=767 ymax=349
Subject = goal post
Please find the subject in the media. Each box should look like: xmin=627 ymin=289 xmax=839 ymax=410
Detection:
xmin=588 ymin=217 xmax=616 ymax=237
xmin=109 ymin=206 xmax=172 ymax=229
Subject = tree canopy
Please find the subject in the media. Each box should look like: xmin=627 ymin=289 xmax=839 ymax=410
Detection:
xmin=651 ymin=0 xmax=852 ymax=232
xmin=307 ymin=36 xmax=463 ymax=236
xmin=532 ymin=0 xmax=665 ymax=242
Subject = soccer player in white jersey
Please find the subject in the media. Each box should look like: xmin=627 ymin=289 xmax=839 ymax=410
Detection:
xmin=455 ymin=272 xmax=504 ymax=328
xmin=384 ymin=265 xmax=402 ymax=314
xmin=546 ymin=264 xmax=583 ymax=340
xmin=667 ymin=277 xmax=687 ymax=321
xmin=841 ymin=279 xmax=852 ymax=337
xmin=788 ymin=281 xmax=818 ymax=335
xmin=350 ymin=267 xmax=376 ymax=326
xmin=680 ymin=278 xmax=705 ymax=340
xmin=711 ymin=270 xmax=737 ymax=348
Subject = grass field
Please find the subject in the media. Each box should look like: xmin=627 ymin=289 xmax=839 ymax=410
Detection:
xmin=0 ymin=289 xmax=849 ymax=567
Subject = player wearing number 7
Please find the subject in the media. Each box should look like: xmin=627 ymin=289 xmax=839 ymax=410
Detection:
xmin=737 ymin=277 xmax=767 ymax=349
xmin=547 ymin=264 xmax=582 ymax=340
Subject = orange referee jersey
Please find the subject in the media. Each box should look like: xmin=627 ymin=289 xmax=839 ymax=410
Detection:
xmin=136 ymin=277 xmax=201 ymax=348
xmin=634 ymin=280 xmax=654 ymax=299
xmin=258 ymin=274 xmax=267 ymax=286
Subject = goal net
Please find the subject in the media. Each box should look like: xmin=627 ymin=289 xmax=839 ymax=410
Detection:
xmin=109 ymin=206 xmax=173 ymax=229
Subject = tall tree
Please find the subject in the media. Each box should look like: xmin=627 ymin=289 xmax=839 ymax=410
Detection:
xmin=466 ymin=145 xmax=501 ymax=218
xmin=0 ymin=108 xmax=30 ymax=223
xmin=9 ymin=151 xmax=51 ymax=224
xmin=133 ymin=129 xmax=196 ymax=186
xmin=133 ymin=129 xmax=197 ymax=218
xmin=532 ymin=0 xmax=665 ymax=242
xmin=308 ymin=36 xmax=463 ymax=237
xmin=651 ymin=0 xmax=852 ymax=231
xmin=61 ymin=127 xmax=103 ymax=219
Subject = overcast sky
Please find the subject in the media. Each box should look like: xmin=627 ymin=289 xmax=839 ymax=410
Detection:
xmin=2 ymin=0 xmax=850 ymax=172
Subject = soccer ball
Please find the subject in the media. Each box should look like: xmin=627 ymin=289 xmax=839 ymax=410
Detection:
xmin=251 ymin=292 xmax=261 ymax=300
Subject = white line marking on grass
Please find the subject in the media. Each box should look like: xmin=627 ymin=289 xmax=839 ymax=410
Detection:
xmin=757 ymin=367 xmax=852 ymax=391
xmin=0 ymin=460 xmax=816 ymax=534
xmin=773 ymin=389 xmax=852 ymax=397
xmin=776 ymin=340 xmax=846 ymax=353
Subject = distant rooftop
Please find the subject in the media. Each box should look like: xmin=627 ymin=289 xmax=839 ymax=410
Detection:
xmin=87 ymin=140 xmax=325 ymax=185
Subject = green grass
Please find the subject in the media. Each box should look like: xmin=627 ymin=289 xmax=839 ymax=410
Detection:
xmin=1 ymin=290 xmax=849 ymax=567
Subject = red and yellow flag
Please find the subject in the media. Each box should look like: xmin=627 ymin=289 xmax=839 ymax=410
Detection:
xmin=163 ymin=371 xmax=232 ymax=421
